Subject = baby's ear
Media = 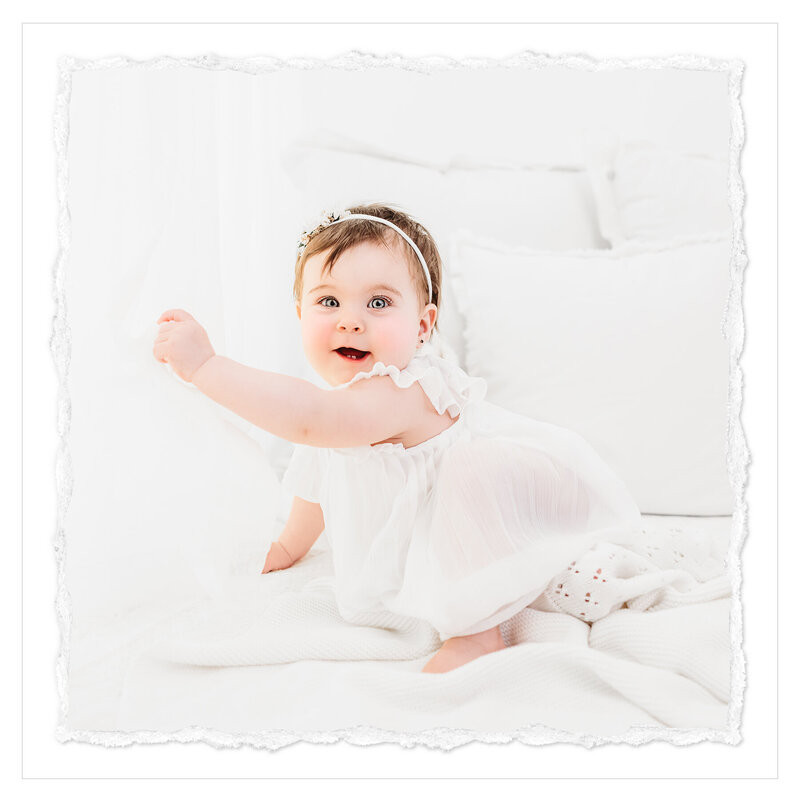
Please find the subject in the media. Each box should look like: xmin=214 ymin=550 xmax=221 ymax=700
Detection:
xmin=419 ymin=303 xmax=437 ymax=334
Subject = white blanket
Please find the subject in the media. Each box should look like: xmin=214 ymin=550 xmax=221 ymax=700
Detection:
xmin=106 ymin=514 xmax=735 ymax=745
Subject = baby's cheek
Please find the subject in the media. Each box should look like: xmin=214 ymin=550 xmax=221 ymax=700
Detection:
xmin=300 ymin=317 xmax=329 ymax=355
xmin=386 ymin=319 xmax=421 ymax=357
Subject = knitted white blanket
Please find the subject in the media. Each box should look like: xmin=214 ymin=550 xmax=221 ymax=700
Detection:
xmin=117 ymin=515 xmax=733 ymax=743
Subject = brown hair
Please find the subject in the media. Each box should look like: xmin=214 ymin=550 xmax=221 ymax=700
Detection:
xmin=293 ymin=204 xmax=442 ymax=323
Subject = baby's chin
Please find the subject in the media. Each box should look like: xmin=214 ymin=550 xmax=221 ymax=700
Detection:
xmin=319 ymin=353 xmax=418 ymax=387
xmin=316 ymin=351 xmax=373 ymax=387
xmin=311 ymin=347 xmax=420 ymax=386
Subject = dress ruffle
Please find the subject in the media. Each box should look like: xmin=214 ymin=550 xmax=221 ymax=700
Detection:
xmin=334 ymin=344 xmax=487 ymax=419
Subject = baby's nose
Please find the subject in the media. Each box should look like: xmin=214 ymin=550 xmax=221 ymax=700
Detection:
xmin=336 ymin=318 xmax=363 ymax=332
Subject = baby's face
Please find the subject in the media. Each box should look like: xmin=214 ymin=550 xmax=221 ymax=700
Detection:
xmin=297 ymin=239 xmax=435 ymax=387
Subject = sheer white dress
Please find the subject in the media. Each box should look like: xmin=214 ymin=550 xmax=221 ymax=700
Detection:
xmin=283 ymin=345 xmax=642 ymax=640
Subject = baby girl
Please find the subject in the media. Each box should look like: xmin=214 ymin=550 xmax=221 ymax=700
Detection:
xmin=153 ymin=204 xmax=641 ymax=673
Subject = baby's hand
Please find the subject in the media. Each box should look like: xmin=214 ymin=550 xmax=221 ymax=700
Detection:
xmin=261 ymin=541 xmax=296 ymax=574
xmin=153 ymin=309 xmax=216 ymax=382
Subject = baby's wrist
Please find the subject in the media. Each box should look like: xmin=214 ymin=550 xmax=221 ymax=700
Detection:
xmin=189 ymin=353 xmax=218 ymax=384
xmin=275 ymin=539 xmax=296 ymax=563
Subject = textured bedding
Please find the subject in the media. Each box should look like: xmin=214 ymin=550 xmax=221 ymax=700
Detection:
xmin=65 ymin=513 xmax=735 ymax=746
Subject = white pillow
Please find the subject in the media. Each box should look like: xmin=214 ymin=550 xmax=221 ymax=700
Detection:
xmin=283 ymin=142 xmax=605 ymax=250
xmin=282 ymin=143 xmax=449 ymax=243
xmin=444 ymin=166 xmax=602 ymax=251
xmin=588 ymin=141 xmax=731 ymax=246
xmin=448 ymin=231 xmax=734 ymax=515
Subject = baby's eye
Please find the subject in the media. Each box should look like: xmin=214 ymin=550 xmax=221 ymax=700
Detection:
xmin=368 ymin=296 xmax=391 ymax=309
xmin=318 ymin=296 xmax=339 ymax=308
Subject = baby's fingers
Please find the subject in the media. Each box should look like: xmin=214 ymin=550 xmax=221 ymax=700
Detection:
xmin=157 ymin=308 xmax=195 ymax=324
xmin=152 ymin=341 xmax=169 ymax=363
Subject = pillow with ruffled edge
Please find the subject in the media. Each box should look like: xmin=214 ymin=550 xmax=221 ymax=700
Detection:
xmin=585 ymin=139 xmax=731 ymax=247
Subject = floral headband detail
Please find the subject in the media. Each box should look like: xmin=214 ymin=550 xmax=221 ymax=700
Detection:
xmin=297 ymin=210 xmax=433 ymax=304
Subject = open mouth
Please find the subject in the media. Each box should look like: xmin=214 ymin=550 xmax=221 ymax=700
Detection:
xmin=335 ymin=347 xmax=370 ymax=361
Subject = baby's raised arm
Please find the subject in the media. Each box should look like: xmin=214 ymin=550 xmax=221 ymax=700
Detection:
xmin=262 ymin=496 xmax=324 ymax=573
xmin=192 ymin=356 xmax=419 ymax=447
xmin=153 ymin=308 xmax=423 ymax=448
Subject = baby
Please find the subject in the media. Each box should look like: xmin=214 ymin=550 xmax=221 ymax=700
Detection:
xmin=153 ymin=203 xmax=641 ymax=673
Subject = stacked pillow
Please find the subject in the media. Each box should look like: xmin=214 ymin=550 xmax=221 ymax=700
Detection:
xmin=283 ymin=141 xmax=604 ymax=251
xmin=586 ymin=139 xmax=731 ymax=246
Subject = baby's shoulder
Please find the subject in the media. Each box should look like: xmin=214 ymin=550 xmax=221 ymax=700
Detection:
xmin=344 ymin=372 xmax=448 ymax=447
xmin=345 ymin=371 xmax=432 ymax=414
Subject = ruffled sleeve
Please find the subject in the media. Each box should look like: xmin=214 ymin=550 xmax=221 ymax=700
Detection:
xmin=282 ymin=444 xmax=327 ymax=503
xmin=335 ymin=345 xmax=487 ymax=418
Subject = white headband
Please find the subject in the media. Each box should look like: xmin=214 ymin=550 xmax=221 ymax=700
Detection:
xmin=297 ymin=211 xmax=433 ymax=304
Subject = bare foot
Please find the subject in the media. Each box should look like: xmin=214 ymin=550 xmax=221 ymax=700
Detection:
xmin=422 ymin=625 xmax=507 ymax=673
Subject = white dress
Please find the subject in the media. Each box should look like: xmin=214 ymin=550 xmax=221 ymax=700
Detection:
xmin=283 ymin=346 xmax=643 ymax=640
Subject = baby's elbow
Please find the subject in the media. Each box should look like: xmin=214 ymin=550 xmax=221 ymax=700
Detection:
xmin=293 ymin=417 xmax=336 ymax=448
xmin=288 ymin=394 xmax=327 ymax=446
xmin=294 ymin=424 xmax=316 ymax=447
xmin=293 ymin=389 xmax=388 ymax=448
xmin=294 ymin=419 xmax=363 ymax=449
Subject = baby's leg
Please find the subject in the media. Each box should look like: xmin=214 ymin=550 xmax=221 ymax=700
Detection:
xmin=422 ymin=625 xmax=506 ymax=673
